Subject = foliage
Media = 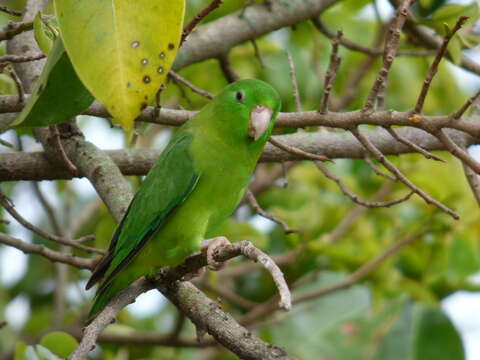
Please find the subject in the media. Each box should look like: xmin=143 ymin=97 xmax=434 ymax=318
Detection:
xmin=1 ymin=0 xmax=480 ymax=359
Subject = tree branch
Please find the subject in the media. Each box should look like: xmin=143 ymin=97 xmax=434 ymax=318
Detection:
xmin=0 ymin=233 xmax=94 ymax=269
xmin=0 ymin=127 xmax=475 ymax=181
xmin=70 ymin=241 xmax=292 ymax=360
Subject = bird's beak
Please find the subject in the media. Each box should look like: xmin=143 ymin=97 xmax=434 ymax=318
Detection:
xmin=248 ymin=105 xmax=273 ymax=140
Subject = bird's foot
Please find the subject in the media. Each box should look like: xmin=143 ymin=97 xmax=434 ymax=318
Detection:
xmin=201 ymin=236 xmax=231 ymax=271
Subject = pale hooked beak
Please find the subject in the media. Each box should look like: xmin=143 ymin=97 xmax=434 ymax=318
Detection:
xmin=248 ymin=105 xmax=273 ymax=140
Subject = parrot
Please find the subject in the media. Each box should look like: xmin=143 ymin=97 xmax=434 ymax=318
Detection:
xmin=85 ymin=78 xmax=281 ymax=323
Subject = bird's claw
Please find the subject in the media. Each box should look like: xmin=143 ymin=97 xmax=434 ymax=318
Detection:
xmin=201 ymin=236 xmax=231 ymax=271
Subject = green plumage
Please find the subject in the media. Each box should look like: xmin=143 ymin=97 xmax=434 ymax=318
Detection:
xmin=86 ymin=79 xmax=281 ymax=322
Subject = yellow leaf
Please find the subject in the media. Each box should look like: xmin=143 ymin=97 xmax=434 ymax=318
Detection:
xmin=54 ymin=0 xmax=185 ymax=130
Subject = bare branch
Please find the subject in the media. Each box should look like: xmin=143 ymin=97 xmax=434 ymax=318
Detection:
xmin=315 ymin=162 xmax=413 ymax=208
xmin=350 ymin=126 xmax=459 ymax=219
xmin=364 ymin=0 xmax=414 ymax=111
xmin=31 ymin=182 xmax=63 ymax=235
xmin=0 ymin=6 xmax=22 ymax=17
xmin=452 ymin=90 xmax=480 ymax=120
xmin=49 ymin=125 xmax=79 ymax=175
xmin=217 ymin=53 xmax=239 ymax=83
xmin=413 ymin=17 xmax=468 ymax=114
xmin=70 ymin=241 xmax=292 ymax=360
xmin=0 ymin=191 xmax=105 ymax=255
xmin=384 ymin=126 xmax=445 ymax=162
xmin=294 ymin=230 xmax=421 ymax=303
xmin=462 ymin=162 xmax=480 ymax=208
xmin=0 ymin=21 xmax=33 ymax=41
xmin=0 ymin=53 xmax=45 ymax=64
xmin=0 ymin=127 xmax=476 ymax=182
xmin=0 ymin=233 xmax=94 ymax=269
xmin=174 ymin=0 xmax=340 ymax=71
xmin=364 ymin=156 xmax=397 ymax=181
xmin=287 ymin=52 xmax=302 ymax=111
xmin=312 ymin=17 xmax=434 ymax=57
xmin=241 ymin=228 xmax=423 ymax=324
xmin=182 ymin=0 xmax=224 ymax=44
xmin=169 ymin=70 xmax=214 ymax=99
xmin=245 ymin=189 xmax=297 ymax=234
xmin=319 ymin=30 xmax=342 ymax=114
xmin=269 ymin=136 xmax=331 ymax=162
xmin=435 ymin=128 xmax=480 ymax=174
xmin=322 ymin=182 xmax=395 ymax=245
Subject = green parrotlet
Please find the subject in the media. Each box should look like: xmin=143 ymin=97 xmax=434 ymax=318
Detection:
xmin=85 ymin=79 xmax=281 ymax=322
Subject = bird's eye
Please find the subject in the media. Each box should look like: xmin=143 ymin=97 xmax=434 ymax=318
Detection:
xmin=235 ymin=91 xmax=244 ymax=103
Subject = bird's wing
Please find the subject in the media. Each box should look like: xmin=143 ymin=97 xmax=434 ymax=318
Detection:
xmin=86 ymin=130 xmax=200 ymax=292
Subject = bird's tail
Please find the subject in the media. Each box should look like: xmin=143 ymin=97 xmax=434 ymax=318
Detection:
xmin=86 ymin=281 xmax=119 ymax=324
xmin=85 ymin=271 xmax=139 ymax=324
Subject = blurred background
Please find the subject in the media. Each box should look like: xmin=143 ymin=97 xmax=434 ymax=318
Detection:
xmin=1 ymin=0 xmax=480 ymax=359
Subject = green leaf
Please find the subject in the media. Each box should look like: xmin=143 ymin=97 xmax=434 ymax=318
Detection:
xmin=33 ymin=13 xmax=57 ymax=56
xmin=374 ymin=302 xmax=415 ymax=360
xmin=0 ymin=73 xmax=17 ymax=95
xmin=40 ymin=331 xmax=78 ymax=358
xmin=447 ymin=36 xmax=463 ymax=65
xmin=54 ymin=0 xmax=186 ymax=130
xmin=375 ymin=303 xmax=465 ymax=360
xmin=413 ymin=305 xmax=464 ymax=360
xmin=11 ymin=37 xmax=94 ymax=129
xmin=270 ymin=271 xmax=371 ymax=359
xmin=14 ymin=341 xmax=28 ymax=360
xmin=432 ymin=3 xmax=478 ymax=22
xmin=416 ymin=0 xmax=448 ymax=18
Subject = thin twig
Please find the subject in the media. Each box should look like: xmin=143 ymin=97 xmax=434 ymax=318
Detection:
xmin=182 ymin=0 xmax=224 ymax=44
xmin=31 ymin=182 xmax=63 ymax=235
xmin=287 ymin=52 xmax=302 ymax=112
xmin=364 ymin=156 xmax=397 ymax=181
xmin=49 ymin=125 xmax=79 ymax=175
xmin=0 ymin=21 xmax=33 ymax=41
xmin=384 ymin=126 xmax=445 ymax=162
xmin=462 ymin=161 xmax=480 ymax=208
xmin=169 ymin=70 xmax=214 ymax=99
xmin=312 ymin=17 xmax=434 ymax=57
xmin=217 ymin=54 xmax=239 ymax=83
xmin=0 ymin=233 xmax=94 ymax=269
xmin=315 ymin=162 xmax=413 ymax=208
xmin=167 ymin=311 xmax=187 ymax=342
xmin=332 ymin=56 xmax=377 ymax=111
xmin=245 ymin=189 xmax=298 ymax=234
xmin=319 ymin=30 xmax=342 ymax=114
xmin=269 ymin=136 xmax=331 ymax=162
xmin=350 ymin=126 xmax=459 ymax=219
xmin=5 ymin=66 xmax=24 ymax=104
xmin=0 ymin=6 xmax=22 ymax=17
xmin=0 ymin=53 xmax=45 ymax=64
xmin=364 ymin=0 xmax=414 ymax=111
xmin=322 ymin=182 xmax=395 ymax=245
xmin=0 ymin=191 xmax=105 ymax=254
xmin=451 ymin=90 xmax=480 ymax=120
xmin=294 ymin=231 xmax=421 ymax=303
xmin=240 ymin=228 xmax=424 ymax=325
xmin=435 ymin=129 xmax=480 ymax=174
xmin=413 ymin=16 xmax=468 ymax=114
xmin=251 ymin=39 xmax=265 ymax=68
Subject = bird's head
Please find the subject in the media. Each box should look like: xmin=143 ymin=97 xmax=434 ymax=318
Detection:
xmin=210 ymin=79 xmax=281 ymax=145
